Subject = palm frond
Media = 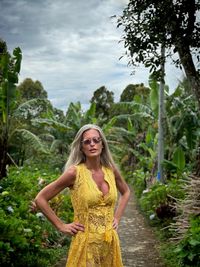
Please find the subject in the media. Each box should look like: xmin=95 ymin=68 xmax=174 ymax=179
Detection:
xmin=50 ymin=140 xmax=64 ymax=153
xmin=38 ymin=133 xmax=55 ymax=142
xmin=15 ymin=129 xmax=49 ymax=154
xmin=31 ymin=118 xmax=72 ymax=132
xmin=14 ymin=98 xmax=53 ymax=119
xmin=115 ymin=112 xmax=153 ymax=121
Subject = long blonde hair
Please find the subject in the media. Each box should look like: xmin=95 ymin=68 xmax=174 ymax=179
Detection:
xmin=65 ymin=124 xmax=116 ymax=170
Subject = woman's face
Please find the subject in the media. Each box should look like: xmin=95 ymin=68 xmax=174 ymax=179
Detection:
xmin=81 ymin=129 xmax=103 ymax=158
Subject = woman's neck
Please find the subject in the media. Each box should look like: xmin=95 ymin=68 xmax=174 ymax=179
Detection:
xmin=85 ymin=157 xmax=101 ymax=171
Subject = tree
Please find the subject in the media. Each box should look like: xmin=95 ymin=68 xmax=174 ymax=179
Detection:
xmin=120 ymin=83 xmax=150 ymax=102
xmin=0 ymin=42 xmax=22 ymax=178
xmin=117 ymin=0 xmax=200 ymax=107
xmin=90 ymin=86 xmax=114 ymax=121
xmin=17 ymin=78 xmax=48 ymax=101
xmin=0 ymin=39 xmax=8 ymax=84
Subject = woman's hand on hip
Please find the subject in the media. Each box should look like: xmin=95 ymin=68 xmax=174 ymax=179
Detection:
xmin=112 ymin=217 xmax=119 ymax=230
xmin=58 ymin=222 xmax=85 ymax=236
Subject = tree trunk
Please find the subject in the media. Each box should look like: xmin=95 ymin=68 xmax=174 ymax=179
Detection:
xmin=177 ymin=45 xmax=200 ymax=108
xmin=0 ymin=135 xmax=8 ymax=179
xmin=157 ymin=45 xmax=165 ymax=183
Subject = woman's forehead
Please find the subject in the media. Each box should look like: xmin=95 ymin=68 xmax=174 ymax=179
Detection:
xmin=82 ymin=129 xmax=100 ymax=138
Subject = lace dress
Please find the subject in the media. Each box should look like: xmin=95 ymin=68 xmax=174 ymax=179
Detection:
xmin=66 ymin=163 xmax=124 ymax=267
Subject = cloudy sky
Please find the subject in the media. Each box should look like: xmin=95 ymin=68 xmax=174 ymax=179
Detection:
xmin=0 ymin=0 xmax=184 ymax=111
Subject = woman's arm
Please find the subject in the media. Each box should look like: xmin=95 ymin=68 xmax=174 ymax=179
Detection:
xmin=113 ymin=166 xmax=130 ymax=229
xmin=34 ymin=166 xmax=84 ymax=235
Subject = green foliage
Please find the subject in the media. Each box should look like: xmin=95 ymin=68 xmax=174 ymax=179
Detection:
xmin=0 ymin=166 xmax=73 ymax=266
xmin=173 ymin=216 xmax=200 ymax=266
xmin=120 ymin=83 xmax=150 ymax=102
xmin=127 ymin=169 xmax=147 ymax=198
xmin=163 ymin=146 xmax=186 ymax=177
xmin=6 ymin=97 xmax=67 ymax=168
xmin=164 ymin=84 xmax=200 ymax=174
xmin=15 ymin=98 xmax=54 ymax=120
xmin=126 ymin=163 xmax=199 ymax=267
xmin=149 ymin=76 xmax=159 ymax=116
xmin=172 ymin=147 xmax=185 ymax=171
xmin=116 ymin=0 xmax=200 ymax=77
xmin=17 ymin=78 xmax=48 ymax=101
xmin=0 ymin=43 xmax=22 ymax=178
xmin=139 ymin=178 xmax=185 ymax=220
xmin=0 ymin=47 xmax=22 ymax=123
xmin=90 ymin=86 xmax=114 ymax=121
xmin=160 ymin=242 xmax=180 ymax=267
xmin=162 ymin=216 xmax=200 ymax=267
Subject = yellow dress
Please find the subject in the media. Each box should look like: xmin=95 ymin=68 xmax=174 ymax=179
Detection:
xmin=66 ymin=163 xmax=124 ymax=267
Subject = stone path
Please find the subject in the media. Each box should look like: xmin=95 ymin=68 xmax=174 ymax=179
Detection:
xmin=118 ymin=190 xmax=165 ymax=267
xmin=54 ymin=190 xmax=165 ymax=267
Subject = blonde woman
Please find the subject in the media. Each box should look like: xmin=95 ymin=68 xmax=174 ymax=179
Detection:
xmin=35 ymin=124 xmax=130 ymax=267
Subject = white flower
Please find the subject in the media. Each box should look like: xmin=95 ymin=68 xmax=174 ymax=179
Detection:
xmin=7 ymin=206 xmax=14 ymax=213
xmin=36 ymin=212 xmax=45 ymax=220
xmin=149 ymin=214 xmax=155 ymax=220
xmin=24 ymin=228 xmax=32 ymax=233
xmin=143 ymin=189 xmax=150 ymax=194
xmin=38 ymin=177 xmax=45 ymax=185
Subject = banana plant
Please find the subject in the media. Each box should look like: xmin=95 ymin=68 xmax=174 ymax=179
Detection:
xmin=164 ymin=82 xmax=200 ymax=172
xmin=0 ymin=47 xmax=22 ymax=178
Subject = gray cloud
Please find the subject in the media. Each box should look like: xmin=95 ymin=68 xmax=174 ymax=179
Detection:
xmin=0 ymin=0 xmax=183 ymax=111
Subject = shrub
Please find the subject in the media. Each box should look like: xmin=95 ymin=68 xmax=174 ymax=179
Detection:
xmin=174 ymin=216 xmax=200 ymax=266
xmin=139 ymin=177 xmax=185 ymax=225
xmin=128 ymin=169 xmax=147 ymax=198
xmin=0 ymin=166 xmax=73 ymax=266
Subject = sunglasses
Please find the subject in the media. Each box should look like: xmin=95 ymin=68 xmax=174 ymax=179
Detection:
xmin=81 ymin=137 xmax=102 ymax=145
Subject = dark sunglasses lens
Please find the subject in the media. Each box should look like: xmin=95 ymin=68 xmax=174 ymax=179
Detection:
xmin=93 ymin=138 xmax=100 ymax=144
xmin=82 ymin=137 xmax=101 ymax=145
xmin=83 ymin=139 xmax=91 ymax=145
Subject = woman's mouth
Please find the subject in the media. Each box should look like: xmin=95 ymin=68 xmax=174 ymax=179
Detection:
xmin=89 ymin=149 xmax=97 ymax=152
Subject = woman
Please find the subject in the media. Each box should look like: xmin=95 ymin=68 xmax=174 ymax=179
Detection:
xmin=35 ymin=124 xmax=130 ymax=267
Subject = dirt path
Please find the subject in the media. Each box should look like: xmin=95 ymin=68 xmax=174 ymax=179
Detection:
xmin=118 ymin=190 xmax=165 ymax=267
xmin=54 ymin=190 xmax=165 ymax=267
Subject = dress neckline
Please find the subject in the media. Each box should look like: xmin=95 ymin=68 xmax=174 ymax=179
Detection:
xmin=83 ymin=163 xmax=110 ymax=198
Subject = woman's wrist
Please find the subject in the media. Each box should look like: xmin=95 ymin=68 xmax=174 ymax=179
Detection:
xmin=55 ymin=220 xmax=65 ymax=231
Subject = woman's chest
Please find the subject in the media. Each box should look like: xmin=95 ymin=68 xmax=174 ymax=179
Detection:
xmin=71 ymin=166 xmax=117 ymax=209
xmin=90 ymin=170 xmax=109 ymax=196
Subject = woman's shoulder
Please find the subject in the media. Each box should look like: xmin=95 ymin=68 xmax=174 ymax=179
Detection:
xmin=66 ymin=163 xmax=84 ymax=177
xmin=68 ymin=164 xmax=86 ymax=189
xmin=64 ymin=165 xmax=77 ymax=178
xmin=62 ymin=165 xmax=78 ymax=189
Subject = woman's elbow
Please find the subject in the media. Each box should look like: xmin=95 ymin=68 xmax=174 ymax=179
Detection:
xmin=120 ymin=186 xmax=131 ymax=200
xmin=126 ymin=186 xmax=131 ymax=199
xmin=34 ymin=195 xmax=40 ymax=208
xmin=34 ymin=193 xmax=46 ymax=208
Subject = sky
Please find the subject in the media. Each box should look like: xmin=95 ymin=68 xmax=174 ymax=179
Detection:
xmin=0 ymin=0 xmax=184 ymax=112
